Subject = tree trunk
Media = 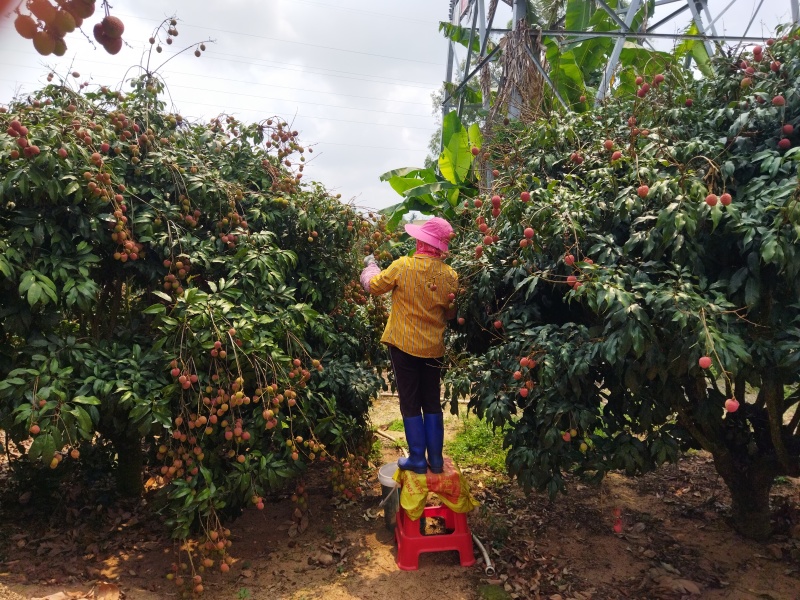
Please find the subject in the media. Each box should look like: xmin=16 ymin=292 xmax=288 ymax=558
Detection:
xmin=712 ymin=452 xmax=776 ymax=541
xmin=112 ymin=434 xmax=144 ymax=497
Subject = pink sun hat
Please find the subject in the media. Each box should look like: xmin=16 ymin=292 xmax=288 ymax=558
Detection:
xmin=404 ymin=217 xmax=453 ymax=252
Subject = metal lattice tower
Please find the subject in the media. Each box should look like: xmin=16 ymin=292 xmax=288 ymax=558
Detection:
xmin=442 ymin=0 xmax=800 ymax=117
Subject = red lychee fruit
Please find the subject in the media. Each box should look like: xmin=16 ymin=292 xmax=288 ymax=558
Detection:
xmin=14 ymin=14 xmax=37 ymax=39
xmin=101 ymin=15 xmax=125 ymax=39
xmin=104 ymin=37 xmax=123 ymax=55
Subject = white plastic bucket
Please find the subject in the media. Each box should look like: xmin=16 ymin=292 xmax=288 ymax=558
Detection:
xmin=378 ymin=461 xmax=398 ymax=488
xmin=378 ymin=462 xmax=399 ymax=531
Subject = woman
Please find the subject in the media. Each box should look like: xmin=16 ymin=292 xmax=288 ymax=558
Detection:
xmin=360 ymin=217 xmax=458 ymax=474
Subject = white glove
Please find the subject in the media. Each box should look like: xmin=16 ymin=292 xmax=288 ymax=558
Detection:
xmin=363 ymin=255 xmax=376 ymax=266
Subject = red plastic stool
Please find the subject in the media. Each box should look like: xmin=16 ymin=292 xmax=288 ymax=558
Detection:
xmin=395 ymin=504 xmax=476 ymax=570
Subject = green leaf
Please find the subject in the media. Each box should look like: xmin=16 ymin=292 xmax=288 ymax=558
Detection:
xmin=402 ymin=181 xmax=458 ymax=198
xmin=142 ymin=304 xmax=166 ymax=315
xmin=0 ymin=255 xmax=12 ymax=278
xmin=29 ymin=433 xmax=56 ymax=464
xmin=18 ymin=271 xmax=36 ymax=294
xmin=379 ymin=166 xmax=427 ymax=182
xmin=676 ymin=23 xmax=713 ymax=77
xmin=728 ymin=267 xmax=748 ymax=294
xmin=545 ymin=47 xmax=585 ymax=103
xmin=70 ymin=405 xmax=93 ymax=432
xmin=439 ymin=112 xmax=471 ymax=184
xmin=440 ymin=110 xmax=464 ymax=151
xmin=438 ymin=22 xmax=480 ymax=53
xmin=386 ymin=207 xmax=410 ymax=232
xmin=64 ymin=181 xmax=80 ymax=195
xmin=744 ymin=277 xmax=760 ymax=308
xmin=387 ymin=175 xmax=435 ymax=197
xmin=467 ymin=123 xmax=482 ymax=150
xmin=27 ymin=282 xmax=42 ymax=307
xmin=73 ymin=395 xmax=101 ymax=405
xmin=565 ymin=0 xmax=594 ymax=31
xmin=761 ymin=239 xmax=778 ymax=263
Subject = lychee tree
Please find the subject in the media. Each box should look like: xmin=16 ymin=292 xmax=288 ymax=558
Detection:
xmin=0 ymin=73 xmax=387 ymax=571
xmin=443 ymin=28 xmax=800 ymax=541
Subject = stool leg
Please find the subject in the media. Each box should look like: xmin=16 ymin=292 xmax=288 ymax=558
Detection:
xmin=459 ymin=545 xmax=477 ymax=567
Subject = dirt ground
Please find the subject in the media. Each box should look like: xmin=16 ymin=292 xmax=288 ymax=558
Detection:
xmin=1 ymin=394 xmax=798 ymax=600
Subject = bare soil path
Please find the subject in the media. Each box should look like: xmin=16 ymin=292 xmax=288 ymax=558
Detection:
xmin=1 ymin=394 xmax=798 ymax=600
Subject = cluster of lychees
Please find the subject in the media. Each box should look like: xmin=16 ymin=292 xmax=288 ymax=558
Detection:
xmin=161 ymin=257 xmax=191 ymax=296
xmin=91 ymin=13 xmax=125 ymax=54
xmin=4 ymin=118 xmax=39 ymax=159
xmin=13 ymin=0 xmax=96 ymax=56
xmin=513 ymin=355 xmax=538 ymax=399
xmin=215 ymin=193 xmax=250 ymax=249
xmin=329 ymin=453 xmax=367 ymax=501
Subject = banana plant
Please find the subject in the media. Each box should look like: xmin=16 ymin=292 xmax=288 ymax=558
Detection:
xmin=380 ymin=111 xmax=482 ymax=230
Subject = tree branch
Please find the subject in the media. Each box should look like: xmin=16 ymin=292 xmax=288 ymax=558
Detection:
xmin=789 ymin=404 xmax=800 ymax=437
xmin=674 ymin=378 xmax=727 ymax=457
xmin=734 ymin=372 xmax=746 ymax=407
xmin=787 ymin=386 xmax=800 ymax=436
xmin=753 ymin=382 xmax=767 ymax=410
xmin=92 ymin=283 xmax=110 ymax=340
xmin=105 ymin=277 xmax=122 ymax=340
xmin=762 ymin=371 xmax=797 ymax=475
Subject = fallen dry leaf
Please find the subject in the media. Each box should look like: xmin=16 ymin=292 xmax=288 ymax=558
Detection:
xmin=94 ymin=582 xmax=120 ymax=600
xmin=657 ymin=576 xmax=701 ymax=595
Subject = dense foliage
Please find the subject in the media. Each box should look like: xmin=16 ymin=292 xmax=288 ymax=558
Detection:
xmin=433 ymin=29 xmax=800 ymax=540
xmin=0 ymin=74 xmax=390 ymax=578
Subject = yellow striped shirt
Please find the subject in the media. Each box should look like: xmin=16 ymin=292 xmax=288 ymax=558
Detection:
xmin=369 ymin=255 xmax=458 ymax=358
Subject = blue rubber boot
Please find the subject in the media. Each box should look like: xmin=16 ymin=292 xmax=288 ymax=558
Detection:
xmin=424 ymin=412 xmax=445 ymax=474
xmin=398 ymin=416 xmax=428 ymax=475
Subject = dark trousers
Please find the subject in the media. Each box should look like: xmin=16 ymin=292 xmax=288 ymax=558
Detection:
xmin=388 ymin=346 xmax=443 ymax=418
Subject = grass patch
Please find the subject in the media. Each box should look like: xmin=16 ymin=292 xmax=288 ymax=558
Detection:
xmin=370 ymin=438 xmax=383 ymax=462
xmin=387 ymin=419 xmax=405 ymax=432
xmin=445 ymin=415 xmax=508 ymax=473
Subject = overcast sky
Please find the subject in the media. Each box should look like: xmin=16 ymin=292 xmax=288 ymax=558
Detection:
xmin=0 ymin=1 xmax=794 ymax=212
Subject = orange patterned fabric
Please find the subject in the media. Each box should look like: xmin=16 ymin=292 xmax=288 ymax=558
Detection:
xmin=368 ymin=255 xmax=458 ymax=358
xmin=392 ymin=457 xmax=479 ymax=520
